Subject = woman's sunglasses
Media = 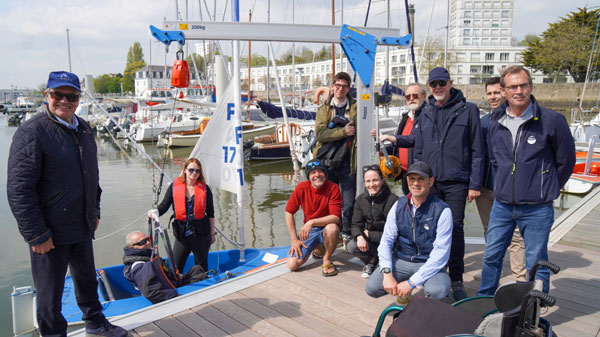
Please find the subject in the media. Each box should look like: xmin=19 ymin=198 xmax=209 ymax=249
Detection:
xmin=187 ymin=168 xmax=202 ymax=174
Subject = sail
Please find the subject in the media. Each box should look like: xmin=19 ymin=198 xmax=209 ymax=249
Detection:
xmin=189 ymin=82 xmax=244 ymax=195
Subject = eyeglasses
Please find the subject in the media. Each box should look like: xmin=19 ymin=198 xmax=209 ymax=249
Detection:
xmin=362 ymin=164 xmax=381 ymax=173
xmin=333 ymin=83 xmax=350 ymax=90
xmin=132 ymin=237 xmax=150 ymax=246
xmin=306 ymin=160 xmax=323 ymax=169
xmin=429 ymin=80 xmax=447 ymax=88
xmin=187 ymin=168 xmax=202 ymax=174
xmin=49 ymin=90 xmax=80 ymax=102
xmin=405 ymin=93 xmax=420 ymax=100
xmin=504 ymin=83 xmax=530 ymax=93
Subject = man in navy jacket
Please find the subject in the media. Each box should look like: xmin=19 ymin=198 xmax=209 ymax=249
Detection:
xmin=478 ymin=66 xmax=575 ymax=295
xmin=7 ymin=71 xmax=126 ymax=336
xmin=414 ymin=67 xmax=483 ymax=301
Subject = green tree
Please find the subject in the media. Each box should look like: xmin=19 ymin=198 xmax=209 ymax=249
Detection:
xmin=122 ymin=42 xmax=146 ymax=93
xmin=522 ymin=8 xmax=600 ymax=82
xmin=240 ymin=53 xmax=268 ymax=67
xmin=185 ymin=53 xmax=206 ymax=74
xmin=518 ymin=34 xmax=541 ymax=46
xmin=94 ymin=74 xmax=123 ymax=94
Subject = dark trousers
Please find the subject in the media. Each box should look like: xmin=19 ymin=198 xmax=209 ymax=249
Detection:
xmin=328 ymin=162 xmax=356 ymax=235
xmin=173 ymin=233 xmax=212 ymax=273
xmin=431 ymin=181 xmax=469 ymax=283
xmin=30 ymin=239 xmax=105 ymax=336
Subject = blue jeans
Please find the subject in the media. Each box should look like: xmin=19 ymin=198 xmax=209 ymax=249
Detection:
xmin=365 ymin=258 xmax=450 ymax=300
xmin=431 ymin=181 xmax=468 ymax=283
xmin=328 ymin=162 xmax=356 ymax=235
xmin=478 ymin=201 xmax=554 ymax=295
xmin=288 ymin=227 xmax=325 ymax=260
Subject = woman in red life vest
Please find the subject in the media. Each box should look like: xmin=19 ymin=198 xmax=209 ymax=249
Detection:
xmin=148 ymin=158 xmax=215 ymax=273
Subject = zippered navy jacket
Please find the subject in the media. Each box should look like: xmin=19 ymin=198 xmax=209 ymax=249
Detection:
xmin=414 ymin=88 xmax=484 ymax=190
xmin=7 ymin=110 xmax=101 ymax=245
xmin=487 ymin=95 xmax=575 ymax=204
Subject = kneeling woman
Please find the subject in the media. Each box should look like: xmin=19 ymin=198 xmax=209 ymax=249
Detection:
xmin=149 ymin=158 xmax=215 ymax=273
xmin=348 ymin=165 xmax=398 ymax=278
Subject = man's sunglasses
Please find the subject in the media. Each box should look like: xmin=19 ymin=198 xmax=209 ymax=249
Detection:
xmin=306 ymin=160 xmax=323 ymax=169
xmin=187 ymin=168 xmax=202 ymax=174
xmin=362 ymin=164 xmax=381 ymax=173
xmin=405 ymin=93 xmax=420 ymax=100
xmin=49 ymin=90 xmax=81 ymax=102
xmin=132 ymin=237 xmax=150 ymax=246
xmin=429 ymin=80 xmax=447 ymax=88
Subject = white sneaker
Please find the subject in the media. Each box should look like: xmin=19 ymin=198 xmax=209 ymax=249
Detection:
xmin=473 ymin=270 xmax=482 ymax=281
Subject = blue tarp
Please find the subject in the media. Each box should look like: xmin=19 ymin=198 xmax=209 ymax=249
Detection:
xmin=257 ymin=101 xmax=316 ymax=120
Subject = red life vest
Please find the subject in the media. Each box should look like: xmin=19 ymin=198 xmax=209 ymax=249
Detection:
xmin=173 ymin=179 xmax=206 ymax=221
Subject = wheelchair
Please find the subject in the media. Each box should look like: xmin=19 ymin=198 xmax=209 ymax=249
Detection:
xmin=372 ymin=261 xmax=560 ymax=337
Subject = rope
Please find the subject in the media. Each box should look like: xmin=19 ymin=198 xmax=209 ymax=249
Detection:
xmin=94 ymin=213 xmax=147 ymax=241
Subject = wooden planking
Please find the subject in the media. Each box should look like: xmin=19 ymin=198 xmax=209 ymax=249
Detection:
xmin=133 ymin=323 xmax=171 ymax=337
xmin=154 ymin=316 xmax=200 ymax=337
xmin=191 ymin=303 xmax=262 ymax=337
xmin=172 ymin=309 xmax=228 ymax=337
xmin=211 ymin=294 xmax=301 ymax=337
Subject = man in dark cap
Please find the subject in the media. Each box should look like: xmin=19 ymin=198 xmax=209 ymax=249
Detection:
xmin=366 ymin=161 xmax=452 ymax=301
xmin=7 ymin=71 xmax=127 ymax=336
xmin=284 ymin=159 xmax=342 ymax=276
xmin=414 ymin=67 xmax=483 ymax=301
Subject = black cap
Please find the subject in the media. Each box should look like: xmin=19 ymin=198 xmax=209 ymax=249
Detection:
xmin=406 ymin=161 xmax=433 ymax=178
xmin=305 ymin=159 xmax=328 ymax=177
xmin=428 ymin=67 xmax=450 ymax=83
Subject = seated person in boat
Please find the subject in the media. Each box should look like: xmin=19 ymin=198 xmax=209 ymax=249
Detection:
xmin=285 ymin=159 xmax=342 ymax=276
xmin=123 ymin=231 xmax=207 ymax=304
xmin=348 ymin=165 xmax=398 ymax=279
xmin=366 ymin=161 xmax=452 ymax=300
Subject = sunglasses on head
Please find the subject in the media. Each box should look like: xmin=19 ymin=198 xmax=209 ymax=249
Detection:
xmin=429 ymin=80 xmax=447 ymax=88
xmin=187 ymin=168 xmax=202 ymax=174
xmin=132 ymin=237 xmax=150 ymax=246
xmin=362 ymin=164 xmax=381 ymax=173
xmin=405 ymin=93 xmax=420 ymax=100
xmin=306 ymin=160 xmax=323 ymax=169
xmin=49 ymin=90 xmax=80 ymax=102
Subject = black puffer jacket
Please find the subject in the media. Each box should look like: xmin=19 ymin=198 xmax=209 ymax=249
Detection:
xmin=7 ymin=110 xmax=101 ymax=245
xmin=350 ymin=185 xmax=398 ymax=244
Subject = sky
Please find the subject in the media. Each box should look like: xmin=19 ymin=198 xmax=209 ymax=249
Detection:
xmin=0 ymin=0 xmax=598 ymax=90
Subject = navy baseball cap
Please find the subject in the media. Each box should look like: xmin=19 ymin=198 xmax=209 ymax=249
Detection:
xmin=46 ymin=71 xmax=81 ymax=92
xmin=428 ymin=67 xmax=450 ymax=84
xmin=406 ymin=161 xmax=433 ymax=178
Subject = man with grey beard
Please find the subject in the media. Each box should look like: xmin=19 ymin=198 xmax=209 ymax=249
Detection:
xmin=372 ymin=83 xmax=427 ymax=195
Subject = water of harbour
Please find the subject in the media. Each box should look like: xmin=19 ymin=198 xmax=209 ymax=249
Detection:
xmin=0 ymin=114 xmax=583 ymax=336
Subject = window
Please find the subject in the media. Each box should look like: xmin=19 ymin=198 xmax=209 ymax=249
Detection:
xmin=474 ymin=2 xmax=482 ymax=8
xmin=493 ymin=11 xmax=500 ymax=18
xmin=464 ymin=10 xmax=472 ymax=18
xmin=472 ymin=38 xmax=480 ymax=45
xmin=457 ymin=52 xmax=467 ymax=61
xmin=483 ymin=65 xmax=494 ymax=74
xmin=482 ymin=38 xmax=490 ymax=45
xmin=501 ymin=20 xmax=509 ymax=27
xmin=470 ymin=77 xmax=482 ymax=84
xmin=475 ymin=11 xmax=482 ymax=18
xmin=464 ymin=29 xmax=471 ymax=36
xmin=500 ymin=52 xmax=510 ymax=61
xmin=482 ymin=29 xmax=490 ymax=36
xmin=465 ymin=1 xmax=472 ymax=8
xmin=503 ymin=1 xmax=511 ymax=8
xmin=463 ymin=38 xmax=471 ymax=45
xmin=400 ymin=55 xmax=406 ymax=63
xmin=492 ymin=20 xmax=500 ymax=27
xmin=457 ymin=65 xmax=463 ymax=73
xmin=474 ymin=20 xmax=481 ymax=27
xmin=471 ymin=52 xmax=481 ymax=61
xmin=483 ymin=2 xmax=491 ymax=8
xmin=502 ymin=10 xmax=510 ymax=18
xmin=493 ymin=1 xmax=501 ymax=8
xmin=464 ymin=20 xmax=471 ymax=26
xmin=392 ymin=55 xmax=397 ymax=63
xmin=470 ymin=65 xmax=481 ymax=74
xmin=483 ymin=20 xmax=490 ymax=27
xmin=483 ymin=11 xmax=490 ymax=18
xmin=501 ymin=29 xmax=509 ymax=36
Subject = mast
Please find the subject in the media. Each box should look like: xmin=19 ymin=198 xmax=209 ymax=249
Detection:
xmin=232 ymin=0 xmax=245 ymax=261
xmin=331 ymin=0 xmax=336 ymax=78
xmin=444 ymin=0 xmax=449 ymax=68
xmin=266 ymin=0 xmax=271 ymax=102
xmin=66 ymin=28 xmax=72 ymax=72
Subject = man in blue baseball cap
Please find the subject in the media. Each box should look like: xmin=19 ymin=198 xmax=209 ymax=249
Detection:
xmin=413 ymin=67 xmax=484 ymax=301
xmin=7 ymin=71 xmax=127 ymax=336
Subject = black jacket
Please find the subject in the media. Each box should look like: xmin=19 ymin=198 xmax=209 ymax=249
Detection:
xmin=156 ymin=183 xmax=214 ymax=240
xmin=7 ymin=110 xmax=101 ymax=245
xmin=123 ymin=247 xmax=178 ymax=304
xmin=350 ymin=185 xmax=398 ymax=244
xmin=414 ymin=88 xmax=484 ymax=190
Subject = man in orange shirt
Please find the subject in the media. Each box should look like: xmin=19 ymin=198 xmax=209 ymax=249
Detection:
xmin=285 ymin=160 xmax=343 ymax=276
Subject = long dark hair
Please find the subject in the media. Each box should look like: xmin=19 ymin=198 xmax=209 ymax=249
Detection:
xmin=178 ymin=158 xmax=205 ymax=184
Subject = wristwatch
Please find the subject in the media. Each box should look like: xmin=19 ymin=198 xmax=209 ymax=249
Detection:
xmin=381 ymin=267 xmax=391 ymax=274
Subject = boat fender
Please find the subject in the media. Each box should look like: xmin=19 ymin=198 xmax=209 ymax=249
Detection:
xmin=171 ymin=50 xmax=190 ymax=88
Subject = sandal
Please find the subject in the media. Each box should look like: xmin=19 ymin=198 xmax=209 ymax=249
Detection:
xmin=322 ymin=263 xmax=338 ymax=277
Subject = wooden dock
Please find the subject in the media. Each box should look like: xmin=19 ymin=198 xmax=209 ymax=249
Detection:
xmin=69 ymin=192 xmax=600 ymax=337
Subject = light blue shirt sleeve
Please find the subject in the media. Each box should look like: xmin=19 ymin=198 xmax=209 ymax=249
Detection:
xmin=377 ymin=200 xmax=400 ymax=270
xmin=409 ymin=207 xmax=453 ymax=286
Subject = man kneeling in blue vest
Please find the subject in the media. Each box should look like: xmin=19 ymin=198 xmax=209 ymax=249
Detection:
xmin=123 ymin=231 xmax=208 ymax=304
xmin=366 ymin=161 xmax=453 ymax=300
